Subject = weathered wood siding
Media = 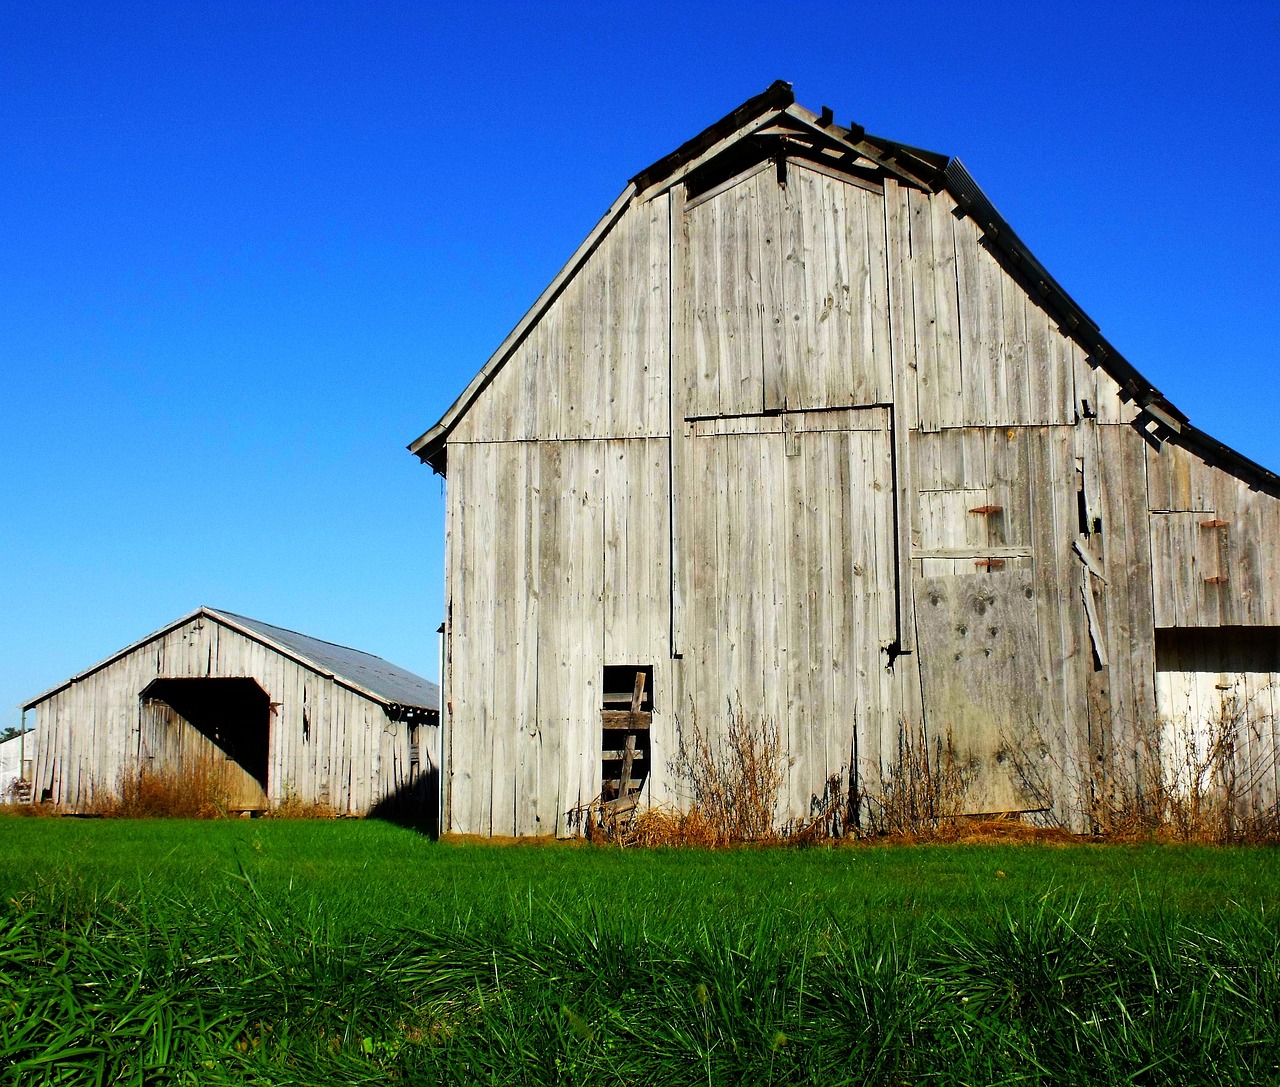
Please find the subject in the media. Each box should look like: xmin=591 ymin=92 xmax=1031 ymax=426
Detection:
xmin=443 ymin=438 xmax=671 ymax=835
xmin=682 ymin=162 xmax=892 ymax=416
xmin=437 ymin=142 xmax=1280 ymax=833
xmin=31 ymin=616 xmax=425 ymax=813
xmin=1148 ymin=442 xmax=1280 ymax=626
xmin=672 ymin=407 xmax=896 ymax=822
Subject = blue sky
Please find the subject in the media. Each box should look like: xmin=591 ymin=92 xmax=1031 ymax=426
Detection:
xmin=2 ymin=1 xmax=1277 ymax=722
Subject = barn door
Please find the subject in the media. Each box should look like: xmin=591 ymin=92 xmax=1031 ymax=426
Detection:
xmin=676 ymin=407 xmax=897 ymax=821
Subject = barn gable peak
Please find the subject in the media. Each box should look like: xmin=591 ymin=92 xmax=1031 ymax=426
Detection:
xmin=408 ymin=84 xmax=1280 ymax=494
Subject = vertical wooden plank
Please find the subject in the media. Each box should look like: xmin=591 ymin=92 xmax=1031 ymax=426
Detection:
xmin=534 ymin=441 xmax=564 ymax=833
xmin=929 ymin=193 xmax=963 ymax=428
xmin=908 ymin=187 xmax=940 ymax=432
xmin=864 ymin=184 xmax=892 ymax=404
xmin=761 ymin=168 xmax=787 ymax=412
xmin=952 ymin=211 xmax=988 ymax=425
xmin=999 ymin=257 xmax=1031 ymax=425
xmin=669 ymin=182 xmax=691 ymax=657
xmin=884 ymin=179 xmax=919 ymax=668
xmin=488 ymin=442 xmax=521 ymax=836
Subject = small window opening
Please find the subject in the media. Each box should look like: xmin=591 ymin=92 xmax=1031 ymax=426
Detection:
xmin=600 ymin=666 xmax=653 ymax=812
xmin=409 ymin=723 xmax=420 ymax=777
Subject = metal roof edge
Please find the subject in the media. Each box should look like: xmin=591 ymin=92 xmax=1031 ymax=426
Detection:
xmin=23 ymin=608 xmax=440 ymax=714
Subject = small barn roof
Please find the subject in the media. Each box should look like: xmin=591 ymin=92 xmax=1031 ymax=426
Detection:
xmin=209 ymin=610 xmax=439 ymax=712
xmin=408 ymin=81 xmax=1280 ymax=496
xmin=22 ymin=607 xmax=440 ymax=714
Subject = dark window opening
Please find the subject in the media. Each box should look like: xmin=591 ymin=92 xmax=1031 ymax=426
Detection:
xmin=1156 ymin=627 xmax=1280 ymax=673
xmin=600 ymin=666 xmax=653 ymax=806
xmin=140 ymin=677 xmax=271 ymax=796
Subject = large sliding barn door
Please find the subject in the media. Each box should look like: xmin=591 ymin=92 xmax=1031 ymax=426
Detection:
xmin=676 ymin=407 xmax=897 ymax=821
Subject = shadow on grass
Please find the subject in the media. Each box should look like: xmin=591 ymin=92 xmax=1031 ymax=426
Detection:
xmin=366 ymin=770 xmax=439 ymax=838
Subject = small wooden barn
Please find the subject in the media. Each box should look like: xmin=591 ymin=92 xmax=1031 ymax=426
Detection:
xmin=411 ymin=82 xmax=1280 ymax=836
xmin=24 ymin=607 xmax=439 ymax=818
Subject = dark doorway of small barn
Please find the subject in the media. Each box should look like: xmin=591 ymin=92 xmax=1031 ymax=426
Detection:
xmin=139 ymin=678 xmax=271 ymax=810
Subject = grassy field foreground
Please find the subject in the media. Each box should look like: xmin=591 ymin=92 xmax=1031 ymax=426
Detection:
xmin=1 ymin=819 xmax=1279 ymax=1084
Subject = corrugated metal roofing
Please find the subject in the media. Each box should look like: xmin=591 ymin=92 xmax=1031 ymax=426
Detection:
xmin=209 ymin=610 xmax=439 ymax=711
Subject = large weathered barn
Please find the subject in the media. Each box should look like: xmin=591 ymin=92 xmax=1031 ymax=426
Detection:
xmin=25 ymin=607 xmax=439 ymax=818
xmin=411 ymin=82 xmax=1280 ymax=836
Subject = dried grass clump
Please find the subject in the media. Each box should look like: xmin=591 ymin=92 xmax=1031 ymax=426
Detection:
xmin=668 ymin=703 xmax=790 ymax=845
xmin=92 ymin=759 xmax=239 ymax=819
xmin=855 ymin=717 xmax=972 ymax=840
xmin=265 ymin=790 xmax=337 ymax=820
xmin=584 ymin=702 xmax=791 ymax=848
xmin=1008 ymin=690 xmax=1280 ymax=844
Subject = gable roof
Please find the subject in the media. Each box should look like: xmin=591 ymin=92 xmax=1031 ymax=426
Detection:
xmin=409 ymin=81 xmax=1280 ymax=495
xmin=22 ymin=607 xmax=440 ymax=715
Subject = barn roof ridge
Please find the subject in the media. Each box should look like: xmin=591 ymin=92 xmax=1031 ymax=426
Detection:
xmin=408 ymin=83 xmax=1280 ymax=494
xmin=22 ymin=607 xmax=439 ymax=713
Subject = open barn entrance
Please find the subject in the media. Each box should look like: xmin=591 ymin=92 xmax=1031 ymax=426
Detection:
xmin=139 ymin=678 xmax=271 ymax=810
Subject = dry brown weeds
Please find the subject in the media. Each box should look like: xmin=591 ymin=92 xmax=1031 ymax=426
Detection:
xmin=92 ymin=759 xmax=240 ymax=818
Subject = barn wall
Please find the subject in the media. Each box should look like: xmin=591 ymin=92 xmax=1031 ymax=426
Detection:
xmin=1147 ymin=441 xmax=1280 ymax=626
xmin=670 ymin=407 xmax=898 ymax=823
xmin=443 ymin=437 xmax=671 ymax=835
xmin=680 ymin=161 xmax=892 ymax=417
xmin=439 ymin=153 xmax=1280 ymax=834
xmin=30 ymin=616 xmax=424 ymax=813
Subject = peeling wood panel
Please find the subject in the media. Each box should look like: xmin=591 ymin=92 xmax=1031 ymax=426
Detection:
xmin=913 ymin=572 xmax=1053 ymax=811
xmin=450 ymin=198 xmax=671 ymax=445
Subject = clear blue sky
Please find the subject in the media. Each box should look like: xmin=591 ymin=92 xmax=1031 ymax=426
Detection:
xmin=2 ymin=1 xmax=1277 ymax=722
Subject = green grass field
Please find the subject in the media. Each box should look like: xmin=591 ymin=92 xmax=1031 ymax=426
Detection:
xmin=2 ymin=818 xmax=1279 ymax=1084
